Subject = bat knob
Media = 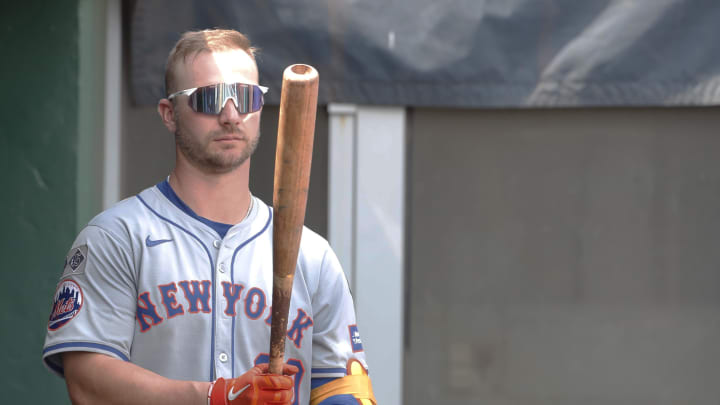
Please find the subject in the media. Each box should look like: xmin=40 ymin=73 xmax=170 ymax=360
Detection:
xmin=283 ymin=64 xmax=319 ymax=85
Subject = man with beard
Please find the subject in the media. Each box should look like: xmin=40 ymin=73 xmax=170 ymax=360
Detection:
xmin=42 ymin=29 xmax=375 ymax=405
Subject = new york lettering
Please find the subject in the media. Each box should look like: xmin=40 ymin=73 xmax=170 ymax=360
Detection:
xmin=136 ymin=280 xmax=313 ymax=347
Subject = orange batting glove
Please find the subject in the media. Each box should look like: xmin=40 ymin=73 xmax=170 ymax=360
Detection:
xmin=208 ymin=363 xmax=299 ymax=405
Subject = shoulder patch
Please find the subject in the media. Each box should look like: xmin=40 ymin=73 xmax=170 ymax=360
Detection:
xmin=48 ymin=280 xmax=83 ymax=331
xmin=62 ymin=245 xmax=88 ymax=278
xmin=348 ymin=325 xmax=363 ymax=352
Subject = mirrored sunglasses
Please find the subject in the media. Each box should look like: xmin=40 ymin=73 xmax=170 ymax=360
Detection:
xmin=167 ymin=82 xmax=268 ymax=114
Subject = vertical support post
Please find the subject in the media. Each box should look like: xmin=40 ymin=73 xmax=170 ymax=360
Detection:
xmin=77 ymin=0 xmax=106 ymax=228
xmin=328 ymin=104 xmax=406 ymax=405
xmin=103 ymin=0 xmax=122 ymax=209
xmin=328 ymin=103 xmax=358 ymax=287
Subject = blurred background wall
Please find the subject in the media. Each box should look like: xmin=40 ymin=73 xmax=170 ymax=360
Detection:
xmin=2 ymin=2 xmax=85 ymax=403
xmin=3 ymin=1 xmax=720 ymax=404
xmin=405 ymin=107 xmax=720 ymax=404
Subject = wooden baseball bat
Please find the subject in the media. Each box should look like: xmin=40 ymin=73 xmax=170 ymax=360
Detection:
xmin=268 ymin=64 xmax=319 ymax=375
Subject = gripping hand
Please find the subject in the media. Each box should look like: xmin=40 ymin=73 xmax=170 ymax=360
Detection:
xmin=208 ymin=363 xmax=299 ymax=405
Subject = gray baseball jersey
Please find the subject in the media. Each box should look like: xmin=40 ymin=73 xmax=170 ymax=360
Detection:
xmin=43 ymin=180 xmax=368 ymax=405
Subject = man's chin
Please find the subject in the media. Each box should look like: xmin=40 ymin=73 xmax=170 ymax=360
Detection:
xmin=201 ymin=154 xmax=250 ymax=174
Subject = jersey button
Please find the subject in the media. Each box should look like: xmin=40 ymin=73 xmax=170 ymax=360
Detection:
xmin=218 ymin=263 xmax=226 ymax=273
xmin=213 ymin=240 xmax=222 ymax=249
xmin=218 ymin=353 xmax=228 ymax=363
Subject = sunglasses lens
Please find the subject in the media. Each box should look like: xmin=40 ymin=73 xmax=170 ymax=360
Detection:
xmin=190 ymin=85 xmax=218 ymax=113
xmin=252 ymin=85 xmax=264 ymax=112
xmin=187 ymin=83 xmax=264 ymax=115
xmin=235 ymin=84 xmax=251 ymax=113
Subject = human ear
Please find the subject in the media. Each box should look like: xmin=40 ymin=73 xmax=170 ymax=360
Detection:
xmin=157 ymin=98 xmax=177 ymax=133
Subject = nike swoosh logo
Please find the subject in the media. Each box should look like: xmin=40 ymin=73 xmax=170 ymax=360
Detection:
xmin=228 ymin=384 xmax=250 ymax=401
xmin=145 ymin=236 xmax=173 ymax=247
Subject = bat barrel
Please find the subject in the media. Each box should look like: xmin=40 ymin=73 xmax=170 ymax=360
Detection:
xmin=268 ymin=64 xmax=319 ymax=375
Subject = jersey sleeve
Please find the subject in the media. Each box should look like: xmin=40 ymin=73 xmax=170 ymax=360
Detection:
xmin=42 ymin=224 xmax=138 ymax=377
xmin=309 ymin=246 xmax=369 ymax=378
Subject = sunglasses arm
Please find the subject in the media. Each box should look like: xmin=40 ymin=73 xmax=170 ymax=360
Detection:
xmin=167 ymin=88 xmax=197 ymax=100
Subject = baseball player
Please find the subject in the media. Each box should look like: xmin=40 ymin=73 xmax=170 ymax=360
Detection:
xmin=42 ymin=29 xmax=376 ymax=405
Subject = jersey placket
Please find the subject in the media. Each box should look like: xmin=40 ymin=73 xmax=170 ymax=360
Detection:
xmin=213 ymin=236 xmax=234 ymax=378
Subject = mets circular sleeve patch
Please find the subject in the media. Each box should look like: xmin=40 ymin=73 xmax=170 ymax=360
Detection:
xmin=48 ymin=280 xmax=83 ymax=331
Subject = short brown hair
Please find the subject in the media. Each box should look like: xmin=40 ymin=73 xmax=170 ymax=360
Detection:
xmin=164 ymin=29 xmax=257 ymax=96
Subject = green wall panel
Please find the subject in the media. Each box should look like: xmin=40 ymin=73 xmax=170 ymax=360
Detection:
xmin=1 ymin=2 xmax=79 ymax=403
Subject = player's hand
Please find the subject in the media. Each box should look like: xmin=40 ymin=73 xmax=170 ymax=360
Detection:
xmin=208 ymin=363 xmax=299 ymax=405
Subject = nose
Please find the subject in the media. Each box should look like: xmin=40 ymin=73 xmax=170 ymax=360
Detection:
xmin=218 ymin=98 xmax=243 ymax=127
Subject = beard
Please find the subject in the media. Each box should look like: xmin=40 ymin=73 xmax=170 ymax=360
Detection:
xmin=174 ymin=122 xmax=260 ymax=174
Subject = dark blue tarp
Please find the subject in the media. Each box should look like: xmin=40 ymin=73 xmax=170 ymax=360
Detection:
xmin=130 ymin=0 xmax=720 ymax=107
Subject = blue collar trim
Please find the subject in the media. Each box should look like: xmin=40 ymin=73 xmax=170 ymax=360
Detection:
xmin=156 ymin=179 xmax=233 ymax=238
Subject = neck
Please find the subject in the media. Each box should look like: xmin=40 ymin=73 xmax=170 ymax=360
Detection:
xmin=169 ymin=157 xmax=252 ymax=225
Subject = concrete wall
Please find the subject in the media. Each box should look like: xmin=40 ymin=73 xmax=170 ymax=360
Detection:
xmin=405 ymin=107 xmax=720 ymax=404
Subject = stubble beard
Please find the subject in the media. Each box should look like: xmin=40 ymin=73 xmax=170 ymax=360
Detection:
xmin=175 ymin=123 xmax=260 ymax=174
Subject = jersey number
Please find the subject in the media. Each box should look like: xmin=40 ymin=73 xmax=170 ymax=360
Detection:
xmin=254 ymin=354 xmax=304 ymax=405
